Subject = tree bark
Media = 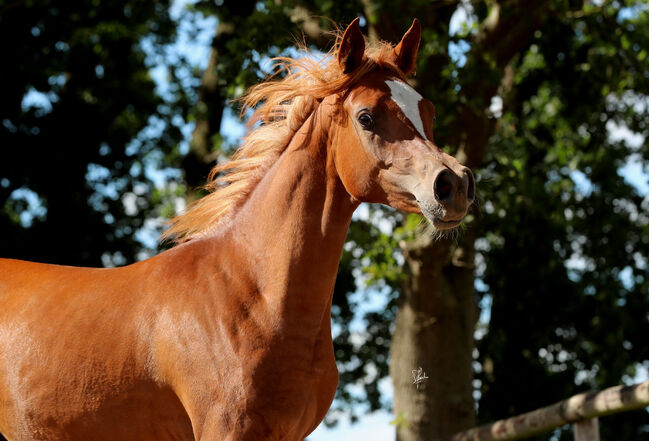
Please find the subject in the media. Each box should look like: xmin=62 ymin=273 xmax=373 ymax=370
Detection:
xmin=391 ymin=235 xmax=478 ymax=440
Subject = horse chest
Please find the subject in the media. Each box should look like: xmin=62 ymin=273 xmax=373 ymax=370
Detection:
xmin=223 ymin=314 xmax=337 ymax=403
xmin=234 ymin=339 xmax=338 ymax=440
xmin=187 ymin=306 xmax=338 ymax=439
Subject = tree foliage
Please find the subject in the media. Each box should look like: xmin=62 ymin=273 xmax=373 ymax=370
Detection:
xmin=475 ymin=4 xmax=649 ymax=438
xmin=0 ymin=0 xmax=187 ymax=266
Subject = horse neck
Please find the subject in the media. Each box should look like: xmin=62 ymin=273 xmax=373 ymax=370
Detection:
xmin=228 ymin=104 xmax=357 ymax=324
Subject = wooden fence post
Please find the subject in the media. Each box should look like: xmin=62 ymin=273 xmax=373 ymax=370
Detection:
xmin=573 ymin=418 xmax=599 ymax=441
xmin=440 ymin=380 xmax=649 ymax=441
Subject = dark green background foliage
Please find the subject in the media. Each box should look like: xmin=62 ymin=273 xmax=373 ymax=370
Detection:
xmin=0 ymin=0 xmax=187 ymax=266
xmin=1 ymin=0 xmax=648 ymax=440
xmin=475 ymin=6 xmax=649 ymax=438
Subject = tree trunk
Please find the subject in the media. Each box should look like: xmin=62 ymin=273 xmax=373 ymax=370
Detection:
xmin=183 ymin=0 xmax=256 ymax=189
xmin=391 ymin=234 xmax=477 ymax=441
xmin=183 ymin=26 xmax=225 ymax=190
xmin=389 ymin=2 xmax=554 ymax=438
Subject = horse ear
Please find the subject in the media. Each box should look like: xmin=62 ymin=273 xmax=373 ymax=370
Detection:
xmin=337 ymin=17 xmax=365 ymax=74
xmin=391 ymin=18 xmax=421 ymax=75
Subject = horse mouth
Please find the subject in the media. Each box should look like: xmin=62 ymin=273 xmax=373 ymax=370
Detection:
xmin=416 ymin=199 xmax=464 ymax=230
xmin=432 ymin=217 xmax=463 ymax=230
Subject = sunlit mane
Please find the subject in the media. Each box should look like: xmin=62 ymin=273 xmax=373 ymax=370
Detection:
xmin=162 ymin=33 xmax=404 ymax=243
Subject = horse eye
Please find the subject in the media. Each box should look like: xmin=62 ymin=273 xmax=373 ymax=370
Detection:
xmin=358 ymin=112 xmax=374 ymax=129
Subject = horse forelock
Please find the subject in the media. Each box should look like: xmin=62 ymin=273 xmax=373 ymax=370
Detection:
xmin=161 ymin=35 xmax=405 ymax=244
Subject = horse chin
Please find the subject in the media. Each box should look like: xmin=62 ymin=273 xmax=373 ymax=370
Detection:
xmin=418 ymin=200 xmax=464 ymax=231
xmin=430 ymin=216 xmax=463 ymax=230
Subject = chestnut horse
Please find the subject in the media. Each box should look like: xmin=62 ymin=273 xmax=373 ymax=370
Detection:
xmin=0 ymin=18 xmax=474 ymax=441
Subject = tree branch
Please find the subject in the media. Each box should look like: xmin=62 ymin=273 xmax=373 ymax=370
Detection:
xmin=289 ymin=7 xmax=335 ymax=49
xmin=454 ymin=0 xmax=552 ymax=169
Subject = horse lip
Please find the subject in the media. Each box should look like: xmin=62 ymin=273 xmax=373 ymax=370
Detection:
xmin=432 ymin=217 xmax=463 ymax=229
xmin=415 ymin=198 xmax=464 ymax=229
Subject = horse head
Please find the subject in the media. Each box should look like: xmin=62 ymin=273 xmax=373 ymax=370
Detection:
xmin=329 ymin=18 xmax=475 ymax=229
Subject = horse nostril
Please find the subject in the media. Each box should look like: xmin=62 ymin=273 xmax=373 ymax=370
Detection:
xmin=465 ymin=168 xmax=475 ymax=202
xmin=434 ymin=169 xmax=454 ymax=202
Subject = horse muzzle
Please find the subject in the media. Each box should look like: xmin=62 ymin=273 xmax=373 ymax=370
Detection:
xmin=417 ymin=166 xmax=475 ymax=229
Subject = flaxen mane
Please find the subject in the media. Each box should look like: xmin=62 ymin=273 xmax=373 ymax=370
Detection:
xmin=163 ymin=34 xmax=405 ymax=243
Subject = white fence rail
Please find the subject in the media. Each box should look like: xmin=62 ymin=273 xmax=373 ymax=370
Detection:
xmin=440 ymin=380 xmax=649 ymax=441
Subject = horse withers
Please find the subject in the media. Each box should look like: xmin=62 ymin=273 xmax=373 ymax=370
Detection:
xmin=0 ymin=18 xmax=474 ymax=441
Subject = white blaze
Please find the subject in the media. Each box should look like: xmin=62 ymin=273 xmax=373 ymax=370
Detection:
xmin=385 ymin=79 xmax=428 ymax=140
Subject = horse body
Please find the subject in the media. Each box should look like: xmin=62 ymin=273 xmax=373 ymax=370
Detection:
xmin=0 ymin=113 xmax=348 ymax=440
xmin=0 ymin=18 xmax=475 ymax=441
xmin=0 ymin=96 xmax=352 ymax=441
